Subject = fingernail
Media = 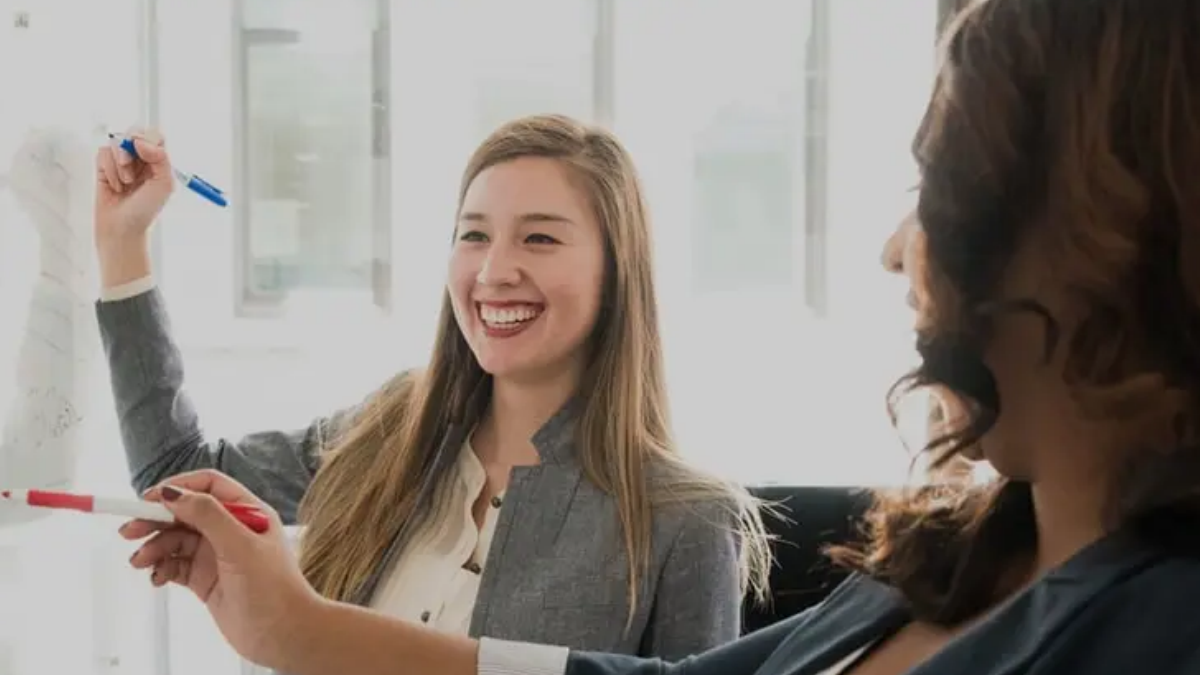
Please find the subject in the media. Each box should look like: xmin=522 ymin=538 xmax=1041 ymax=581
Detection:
xmin=129 ymin=550 xmax=138 ymax=564
xmin=117 ymin=522 xmax=128 ymax=534
xmin=161 ymin=486 xmax=182 ymax=502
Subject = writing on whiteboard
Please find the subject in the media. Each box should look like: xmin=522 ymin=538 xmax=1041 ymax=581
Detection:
xmin=0 ymin=127 xmax=95 ymax=506
xmin=1 ymin=386 xmax=83 ymax=452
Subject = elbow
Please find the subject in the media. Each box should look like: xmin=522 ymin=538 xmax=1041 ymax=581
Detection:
xmin=128 ymin=431 xmax=211 ymax=495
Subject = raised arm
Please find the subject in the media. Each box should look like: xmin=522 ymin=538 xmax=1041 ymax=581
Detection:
xmin=96 ymin=285 xmax=352 ymax=523
xmin=91 ymin=130 xmax=358 ymax=522
xmin=638 ymin=501 xmax=743 ymax=659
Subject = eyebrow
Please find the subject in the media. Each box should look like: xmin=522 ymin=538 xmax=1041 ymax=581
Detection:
xmin=458 ymin=211 xmax=574 ymax=225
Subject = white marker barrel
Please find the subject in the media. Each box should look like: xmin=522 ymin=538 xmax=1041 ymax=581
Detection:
xmin=92 ymin=497 xmax=175 ymax=523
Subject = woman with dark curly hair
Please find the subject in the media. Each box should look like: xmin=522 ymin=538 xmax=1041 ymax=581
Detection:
xmin=119 ymin=1 xmax=1200 ymax=674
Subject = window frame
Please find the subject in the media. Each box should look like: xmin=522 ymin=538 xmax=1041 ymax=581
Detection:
xmin=230 ymin=0 xmax=394 ymax=318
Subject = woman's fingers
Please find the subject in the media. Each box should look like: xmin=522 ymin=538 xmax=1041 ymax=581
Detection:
xmin=145 ymin=469 xmax=274 ymax=512
xmin=128 ymin=125 xmax=164 ymax=146
xmin=108 ymin=137 xmax=135 ymax=184
xmin=117 ymin=518 xmax=169 ymax=540
xmin=130 ymin=528 xmax=202 ymax=569
xmin=151 ymin=558 xmax=192 ymax=587
xmin=109 ymin=125 xmax=166 ymax=184
xmin=95 ymin=146 xmax=124 ymax=193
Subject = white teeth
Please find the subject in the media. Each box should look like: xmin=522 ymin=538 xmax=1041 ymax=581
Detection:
xmin=480 ymin=305 xmax=541 ymax=325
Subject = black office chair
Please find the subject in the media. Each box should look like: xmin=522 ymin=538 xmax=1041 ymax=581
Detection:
xmin=741 ymin=486 xmax=873 ymax=634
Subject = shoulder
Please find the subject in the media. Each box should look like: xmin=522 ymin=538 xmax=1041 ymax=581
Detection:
xmin=1062 ymin=552 xmax=1200 ymax=670
xmin=644 ymin=458 xmax=748 ymax=556
xmin=1094 ymin=552 xmax=1200 ymax=629
xmin=1098 ymin=551 xmax=1200 ymax=612
xmin=647 ymin=456 xmax=749 ymax=516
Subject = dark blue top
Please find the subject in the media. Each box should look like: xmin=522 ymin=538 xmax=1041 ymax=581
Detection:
xmin=566 ymin=531 xmax=1200 ymax=675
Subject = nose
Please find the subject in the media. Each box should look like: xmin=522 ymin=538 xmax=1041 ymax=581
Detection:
xmin=880 ymin=212 xmax=916 ymax=275
xmin=476 ymin=243 xmax=522 ymax=287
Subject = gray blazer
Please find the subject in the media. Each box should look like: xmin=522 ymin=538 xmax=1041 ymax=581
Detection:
xmin=96 ymin=289 xmax=743 ymax=659
xmin=567 ymin=531 xmax=1200 ymax=675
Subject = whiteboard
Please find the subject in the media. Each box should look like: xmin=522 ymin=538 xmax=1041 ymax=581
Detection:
xmin=0 ymin=127 xmax=97 ymax=528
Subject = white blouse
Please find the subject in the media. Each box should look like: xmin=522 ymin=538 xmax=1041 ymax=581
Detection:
xmin=369 ymin=436 xmax=502 ymax=634
xmin=818 ymin=645 xmax=870 ymax=675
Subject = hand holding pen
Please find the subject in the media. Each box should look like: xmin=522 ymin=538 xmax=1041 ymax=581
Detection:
xmin=108 ymin=132 xmax=226 ymax=208
xmin=93 ymin=127 xmax=227 ymax=255
xmin=119 ymin=470 xmax=318 ymax=671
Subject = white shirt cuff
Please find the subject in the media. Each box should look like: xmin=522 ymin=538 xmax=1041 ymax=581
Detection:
xmin=478 ymin=637 xmax=569 ymax=675
xmin=100 ymin=275 xmax=156 ymax=302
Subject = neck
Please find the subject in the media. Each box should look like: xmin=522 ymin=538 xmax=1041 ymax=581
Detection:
xmin=1028 ymin=442 xmax=1111 ymax=575
xmin=475 ymin=370 xmax=579 ymax=466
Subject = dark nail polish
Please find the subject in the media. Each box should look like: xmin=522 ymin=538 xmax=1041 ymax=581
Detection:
xmin=161 ymin=486 xmax=181 ymax=502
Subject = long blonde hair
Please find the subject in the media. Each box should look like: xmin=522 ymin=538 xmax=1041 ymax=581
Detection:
xmin=297 ymin=114 xmax=772 ymax=616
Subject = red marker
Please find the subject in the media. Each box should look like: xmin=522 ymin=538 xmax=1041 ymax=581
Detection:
xmin=0 ymin=488 xmax=270 ymax=533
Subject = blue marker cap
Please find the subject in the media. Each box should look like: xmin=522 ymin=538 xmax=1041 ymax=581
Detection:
xmin=184 ymin=174 xmax=227 ymax=207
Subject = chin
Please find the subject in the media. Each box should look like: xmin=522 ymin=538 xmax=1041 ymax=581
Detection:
xmin=473 ymin=353 xmax=540 ymax=380
xmin=474 ymin=357 xmax=519 ymax=378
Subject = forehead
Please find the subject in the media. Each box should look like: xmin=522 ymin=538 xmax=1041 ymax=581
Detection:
xmin=461 ymin=156 xmax=590 ymax=219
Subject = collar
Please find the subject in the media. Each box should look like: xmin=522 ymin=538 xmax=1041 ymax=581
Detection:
xmin=453 ymin=375 xmax=582 ymax=468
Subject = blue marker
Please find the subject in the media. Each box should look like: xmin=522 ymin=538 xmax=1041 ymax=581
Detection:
xmin=108 ymin=133 xmax=228 ymax=208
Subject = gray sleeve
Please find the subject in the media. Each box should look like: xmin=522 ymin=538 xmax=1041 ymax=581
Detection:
xmin=640 ymin=501 xmax=743 ymax=660
xmin=565 ymin=607 xmax=803 ymax=675
xmin=95 ymin=289 xmax=355 ymax=524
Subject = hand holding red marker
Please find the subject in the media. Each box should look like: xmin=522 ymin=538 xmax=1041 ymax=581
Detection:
xmin=120 ymin=470 xmax=318 ymax=671
xmin=0 ymin=487 xmax=270 ymax=533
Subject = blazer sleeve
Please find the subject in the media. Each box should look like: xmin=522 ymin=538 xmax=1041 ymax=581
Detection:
xmin=564 ymin=608 xmax=804 ymax=675
xmin=639 ymin=500 xmax=743 ymax=660
xmin=95 ymin=288 xmax=360 ymax=524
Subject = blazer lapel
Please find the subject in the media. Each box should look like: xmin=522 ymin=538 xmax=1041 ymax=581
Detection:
xmin=469 ymin=398 xmax=585 ymax=636
xmin=528 ymin=398 xmax=586 ymax=555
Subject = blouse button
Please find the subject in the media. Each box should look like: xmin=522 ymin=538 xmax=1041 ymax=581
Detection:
xmin=490 ymin=495 xmax=503 ymax=509
xmin=419 ymin=610 xmax=431 ymax=623
xmin=464 ymin=561 xmax=482 ymax=575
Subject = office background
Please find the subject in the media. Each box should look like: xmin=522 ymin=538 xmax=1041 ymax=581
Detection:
xmin=0 ymin=1 xmax=953 ymax=673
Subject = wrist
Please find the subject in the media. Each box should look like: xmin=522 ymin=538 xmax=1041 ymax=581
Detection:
xmin=277 ymin=593 xmax=479 ymax=675
xmin=274 ymin=593 xmax=341 ymax=675
xmin=96 ymin=235 xmax=152 ymax=288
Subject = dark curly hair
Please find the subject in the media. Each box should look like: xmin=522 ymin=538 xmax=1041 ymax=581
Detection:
xmin=828 ymin=0 xmax=1200 ymax=626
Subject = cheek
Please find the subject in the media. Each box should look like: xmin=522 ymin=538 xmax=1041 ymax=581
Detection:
xmin=544 ymin=258 xmax=605 ymax=326
xmin=446 ymin=252 xmax=478 ymax=313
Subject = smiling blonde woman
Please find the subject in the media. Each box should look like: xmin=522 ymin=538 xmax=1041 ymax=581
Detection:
xmin=93 ymin=115 xmax=771 ymax=663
